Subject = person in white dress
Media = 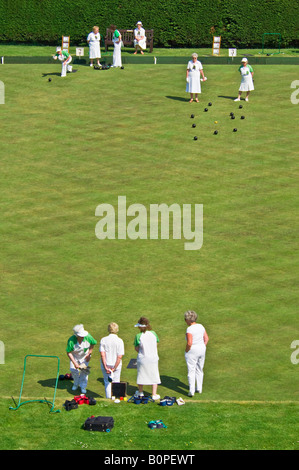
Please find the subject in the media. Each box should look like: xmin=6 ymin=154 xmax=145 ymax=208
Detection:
xmin=66 ymin=324 xmax=97 ymax=394
xmin=87 ymin=26 xmax=102 ymax=67
xmin=184 ymin=311 xmax=209 ymax=397
xmin=99 ymin=322 xmax=125 ymax=398
xmin=234 ymin=58 xmax=254 ymax=102
xmin=186 ymin=53 xmax=207 ymax=102
xmin=134 ymin=317 xmax=161 ymax=400
xmin=110 ymin=25 xmax=122 ymax=67
xmin=134 ymin=21 xmax=147 ymax=54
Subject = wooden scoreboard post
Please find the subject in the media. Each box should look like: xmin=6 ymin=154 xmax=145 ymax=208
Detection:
xmin=62 ymin=36 xmax=70 ymax=52
xmin=212 ymin=36 xmax=221 ymax=56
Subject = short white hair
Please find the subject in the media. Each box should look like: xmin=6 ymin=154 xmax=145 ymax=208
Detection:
xmin=184 ymin=310 xmax=198 ymax=322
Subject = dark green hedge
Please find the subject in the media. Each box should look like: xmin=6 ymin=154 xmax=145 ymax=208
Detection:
xmin=0 ymin=0 xmax=298 ymax=47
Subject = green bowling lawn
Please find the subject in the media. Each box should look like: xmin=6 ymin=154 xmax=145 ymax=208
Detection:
xmin=0 ymin=60 xmax=298 ymax=450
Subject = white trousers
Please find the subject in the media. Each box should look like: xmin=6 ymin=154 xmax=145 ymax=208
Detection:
xmin=61 ymin=56 xmax=72 ymax=77
xmin=101 ymin=363 xmax=122 ymax=398
xmin=112 ymin=42 xmax=122 ymax=67
xmin=185 ymin=346 xmax=206 ymax=395
xmin=70 ymin=359 xmax=89 ymax=391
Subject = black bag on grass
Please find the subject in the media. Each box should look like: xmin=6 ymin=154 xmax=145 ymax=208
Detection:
xmin=64 ymin=399 xmax=78 ymax=411
xmin=83 ymin=416 xmax=114 ymax=432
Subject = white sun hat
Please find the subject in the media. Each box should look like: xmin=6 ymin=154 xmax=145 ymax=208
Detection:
xmin=73 ymin=324 xmax=88 ymax=337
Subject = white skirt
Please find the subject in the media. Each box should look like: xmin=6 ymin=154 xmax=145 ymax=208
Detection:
xmin=134 ymin=38 xmax=147 ymax=50
xmin=89 ymin=43 xmax=101 ymax=59
xmin=137 ymin=359 xmax=161 ymax=385
xmin=186 ymin=71 xmax=201 ymax=93
xmin=239 ymin=75 xmax=254 ymax=91
xmin=113 ymin=42 xmax=122 ymax=67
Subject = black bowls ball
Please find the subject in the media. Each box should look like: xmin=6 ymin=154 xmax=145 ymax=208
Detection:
xmin=214 ymin=130 xmax=218 ymax=135
xmin=233 ymin=128 xmax=237 ymax=132
xmin=204 ymin=108 xmax=208 ymax=112
xmin=192 ymin=123 xmax=196 ymax=128
xmin=194 ymin=136 xmax=198 ymax=140
xmin=239 ymin=105 xmax=243 ymax=109
xmin=208 ymin=102 xmax=212 ymax=106
xmin=241 ymin=115 xmax=245 ymax=119
xmin=191 ymin=114 xmax=195 ymax=118
xmin=231 ymin=115 xmax=235 ymax=119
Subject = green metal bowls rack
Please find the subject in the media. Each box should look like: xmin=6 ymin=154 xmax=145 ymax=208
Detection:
xmin=9 ymin=354 xmax=61 ymax=414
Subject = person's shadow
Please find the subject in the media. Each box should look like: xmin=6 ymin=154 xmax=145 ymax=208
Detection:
xmin=41 ymin=72 xmax=61 ymax=77
xmin=218 ymin=95 xmax=237 ymax=100
xmin=166 ymin=96 xmax=190 ymax=102
xmin=38 ymin=377 xmax=101 ymax=398
xmin=38 ymin=375 xmax=188 ymax=399
xmin=160 ymin=375 xmax=189 ymax=396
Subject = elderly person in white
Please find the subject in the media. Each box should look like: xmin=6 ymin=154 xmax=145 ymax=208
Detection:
xmin=87 ymin=26 xmax=102 ymax=67
xmin=66 ymin=324 xmax=97 ymax=394
xmin=234 ymin=57 xmax=254 ymax=102
xmin=100 ymin=322 xmax=125 ymax=398
xmin=134 ymin=21 xmax=147 ymax=54
xmin=186 ymin=53 xmax=206 ymax=103
xmin=184 ymin=310 xmax=209 ymax=397
xmin=134 ymin=317 xmax=161 ymax=400
xmin=110 ymin=25 xmax=122 ymax=68
xmin=53 ymin=47 xmax=72 ymax=77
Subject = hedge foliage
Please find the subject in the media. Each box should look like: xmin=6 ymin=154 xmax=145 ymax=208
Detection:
xmin=0 ymin=0 xmax=298 ymax=47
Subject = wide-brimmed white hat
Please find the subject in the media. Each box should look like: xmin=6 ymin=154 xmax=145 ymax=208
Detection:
xmin=134 ymin=322 xmax=147 ymax=328
xmin=56 ymin=46 xmax=61 ymax=52
xmin=73 ymin=324 xmax=88 ymax=337
xmin=136 ymin=21 xmax=142 ymax=25
xmin=241 ymin=57 xmax=248 ymax=62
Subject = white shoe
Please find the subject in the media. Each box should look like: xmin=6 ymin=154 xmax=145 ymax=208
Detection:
xmin=245 ymin=97 xmax=249 ymax=102
xmin=188 ymin=392 xmax=194 ymax=397
xmin=134 ymin=390 xmax=144 ymax=397
xmin=72 ymin=385 xmax=78 ymax=391
xmin=176 ymin=397 xmax=185 ymax=405
xmin=152 ymin=394 xmax=160 ymax=401
xmin=234 ymin=98 xmax=240 ymax=101
xmin=81 ymin=388 xmax=87 ymax=394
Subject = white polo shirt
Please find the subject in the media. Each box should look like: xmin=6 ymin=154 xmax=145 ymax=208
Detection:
xmin=99 ymin=334 xmax=124 ymax=365
xmin=186 ymin=323 xmax=206 ymax=348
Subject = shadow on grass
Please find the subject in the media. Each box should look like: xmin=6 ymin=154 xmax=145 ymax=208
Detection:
xmin=38 ymin=377 xmax=101 ymax=398
xmin=166 ymin=95 xmax=189 ymax=102
xmin=218 ymin=95 xmax=238 ymax=100
xmin=41 ymin=72 xmax=61 ymax=77
xmin=160 ymin=375 xmax=188 ymax=396
xmin=38 ymin=375 xmax=188 ymax=399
